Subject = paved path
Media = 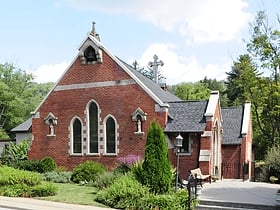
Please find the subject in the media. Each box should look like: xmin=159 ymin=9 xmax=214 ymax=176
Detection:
xmin=0 ymin=196 xmax=114 ymax=210
xmin=198 ymin=179 xmax=280 ymax=209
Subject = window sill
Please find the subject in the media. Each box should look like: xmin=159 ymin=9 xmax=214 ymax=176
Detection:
xmin=69 ymin=153 xmax=83 ymax=156
xmin=103 ymin=153 xmax=117 ymax=156
xmin=86 ymin=153 xmax=100 ymax=156
xmin=178 ymin=152 xmax=192 ymax=156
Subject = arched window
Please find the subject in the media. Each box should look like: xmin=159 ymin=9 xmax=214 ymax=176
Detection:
xmin=72 ymin=118 xmax=82 ymax=154
xmin=88 ymin=102 xmax=99 ymax=154
xmin=105 ymin=116 xmax=116 ymax=154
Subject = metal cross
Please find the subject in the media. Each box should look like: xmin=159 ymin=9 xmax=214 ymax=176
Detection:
xmin=148 ymin=55 xmax=164 ymax=84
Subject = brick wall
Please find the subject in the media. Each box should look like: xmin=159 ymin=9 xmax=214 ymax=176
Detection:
xmin=28 ymin=51 xmax=167 ymax=170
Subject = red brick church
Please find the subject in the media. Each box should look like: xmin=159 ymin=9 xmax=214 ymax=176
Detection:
xmin=27 ymin=23 xmax=253 ymax=180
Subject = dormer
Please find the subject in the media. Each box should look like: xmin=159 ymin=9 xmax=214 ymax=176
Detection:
xmin=79 ymin=22 xmax=103 ymax=64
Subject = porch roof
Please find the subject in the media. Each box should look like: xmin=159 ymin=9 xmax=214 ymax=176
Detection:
xmin=11 ymin=118 xmax=32 ymax=132
xmin=165 ymin=100 xmax=208 ymax=132
xmin=221 ymin=106 xmax=243 ymax=145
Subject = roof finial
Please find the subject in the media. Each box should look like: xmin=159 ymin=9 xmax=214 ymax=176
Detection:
xmin=90 ymin=21 xmax=100 ymax=41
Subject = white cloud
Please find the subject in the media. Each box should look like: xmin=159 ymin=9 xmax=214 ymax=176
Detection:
xmin=137 ymin=43 xmax=230 ymax=85
xmin=31 ymin=62 xmax=68 ymax=83
xmin=67 ymin=0 xmax=252 ymax=44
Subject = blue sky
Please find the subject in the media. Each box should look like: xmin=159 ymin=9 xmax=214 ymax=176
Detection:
xmin=0 ymin=0 xmax=279 ymax=85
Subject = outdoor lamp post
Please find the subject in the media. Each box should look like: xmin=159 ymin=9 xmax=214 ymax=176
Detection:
xmin=175 ymin=133 xmax=183 ymax=191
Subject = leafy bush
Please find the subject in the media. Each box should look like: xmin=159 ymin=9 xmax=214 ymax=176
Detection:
xmin=95 ymin=173 xmax=150 ymax=209
xmin=42 ymin=171 xmax=72 ymax=183
xmin=71 ymin=161 xmax=106 ymax=183
xmin=0 ymin=182 xmax=58 ymax=197
xmin=1 ymin=139 xmax=30 ymax=167
xmin=93 ymin=171 xmax=120 ymax=190
xmin=29 ymin=182 xmax=58 ymax=197
xmin=263 ymin=145 xmax=280 ymax=182
xmin=0 ymin=165 xmax=42 ymax=186
xmin=40 ymin=156 xmax=57 ymax=173
xmin=130 ymin=160 xmax=144 ymax=183
xmin=139 ymin=190 xmax=190 ymax=210
xmin=0 ymin=166 xmax=57 ymax=197
xmin=16 ymin=159 xmax=42 ymax=172
xmin=96 ymin=173 xmax=197 ymax=210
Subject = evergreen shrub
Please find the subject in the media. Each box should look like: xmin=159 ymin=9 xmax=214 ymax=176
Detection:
xmin=141 ymin=120 xmax=172 ymax=194
xmin=40 ymin=156 xmax=57 ymax=173
xmin=71 ymin=160 xmax=106 ymax=183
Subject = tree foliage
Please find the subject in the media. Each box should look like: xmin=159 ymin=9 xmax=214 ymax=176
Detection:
xmin=0 ymin=63 xmax=53 ymax=137
xmin=141 ymin=120 xmax=172 ymax=194
xmin=132 ymin=60 xmax=166 ymax=83
xmin=226 ymin=11 xmax=280 ymax=159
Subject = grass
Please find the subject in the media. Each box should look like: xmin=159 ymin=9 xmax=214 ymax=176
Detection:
xmin=37 ymin=183 xmax=105 ymax=207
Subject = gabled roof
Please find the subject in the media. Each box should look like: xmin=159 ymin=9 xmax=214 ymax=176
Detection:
xmin=165 ymin=100 xmax=208 ymax=132
xmin=221 ymin=106 xmax=243 ymax=145
xmin=33 ymin=30 xmax=180 ymax=114
xmin=11 ymin=118 xmax=32 ymax=132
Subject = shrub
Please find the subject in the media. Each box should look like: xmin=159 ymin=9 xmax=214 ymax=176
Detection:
xmin=29 ymin=182 xmax=58 ymax=197
xmin=1 ymin=139 xmax=30 ymax=167
xmin=141 ymin=121 xmax=172 ymax=194
xmin=0 ymin=165 xmax=42 ymax=186
xmin=0 ymin=182 xmax=58 ymax=197
xmin=95 ymin=173 xmax=150 ymax=209
xmin=40 ymin=156 xmax=57 ymax=173
xmin=139 ymin=190 xmax=190 ymax=210
xmin=263 ymin=145 xmax=280 ymax=182
xmin=95 ymin=173 xmax=197 ymax=210
xmin=93 ymin=171 xmax=120 ymax=190
xmin=0 ymin=166 xmax=57 ymax=197
xmin=114 ymin=154 xmax=142 ymax=175
xmin=17 ymin=159 xmax=42 ymax=172
xmin=71 ymin=161 xmax=106 ymax=183
xmin=42 ymin=171 xmax=72 ymax=183
xmin=130 ymin=159 xmax=144 ymax=183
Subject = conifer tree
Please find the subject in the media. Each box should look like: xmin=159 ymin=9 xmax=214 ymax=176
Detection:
xmin=141 ymin=120 xmax=172 ymax=194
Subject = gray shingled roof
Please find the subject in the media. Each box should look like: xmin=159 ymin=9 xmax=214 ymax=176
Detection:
xmin=221 ymin=106 xmax=243 ymax=145
xmin=165 ymin=100 xmax=208 ymax=132
xmin=120 ymin=59 xmax=181 ymax=103
xmin=11 ymin=118 xmax=32 ymax=132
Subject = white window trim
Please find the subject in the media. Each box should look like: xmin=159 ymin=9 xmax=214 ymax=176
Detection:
xmin=103 ymin=114 xmax=118 ymax=156
xmin=70 ymin=116 xmax=83 ymax=156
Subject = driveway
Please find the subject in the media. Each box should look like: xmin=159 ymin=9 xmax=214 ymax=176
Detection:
xmin=0 ymin=196 xmax=114 ymax=210
xmin=198 ymin=179 xmax=280 ymax=209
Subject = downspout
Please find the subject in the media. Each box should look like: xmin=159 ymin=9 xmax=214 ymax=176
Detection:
xmin=197 ymin=133 xmax=201 ymax=168
xmin=238 ymin=145 xmax=241 ymax=179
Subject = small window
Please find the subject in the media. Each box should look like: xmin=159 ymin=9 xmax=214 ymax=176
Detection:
xmin=179 ymin=133 xmax=191 ymax=154
xmin=84 ymin=46 xmax=97 ymax=62
xmin=72 ymin=118 xmax=82 ymax=154
xmin=105 ymin=117 xmax=116 ymax=154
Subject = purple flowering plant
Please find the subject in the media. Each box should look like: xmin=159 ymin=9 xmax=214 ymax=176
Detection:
xmin=117 ymin=154 xmax=141 ymax=166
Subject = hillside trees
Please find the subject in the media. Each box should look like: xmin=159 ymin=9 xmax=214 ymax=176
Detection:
xmin=0 ymin=63 xmax=53 ymax=138
xmin=226 ymin=11 xmax=280 ymax=159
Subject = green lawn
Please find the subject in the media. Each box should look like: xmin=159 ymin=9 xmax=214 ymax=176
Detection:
xmin=37 ymin=183 xmax=105 ymax=207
